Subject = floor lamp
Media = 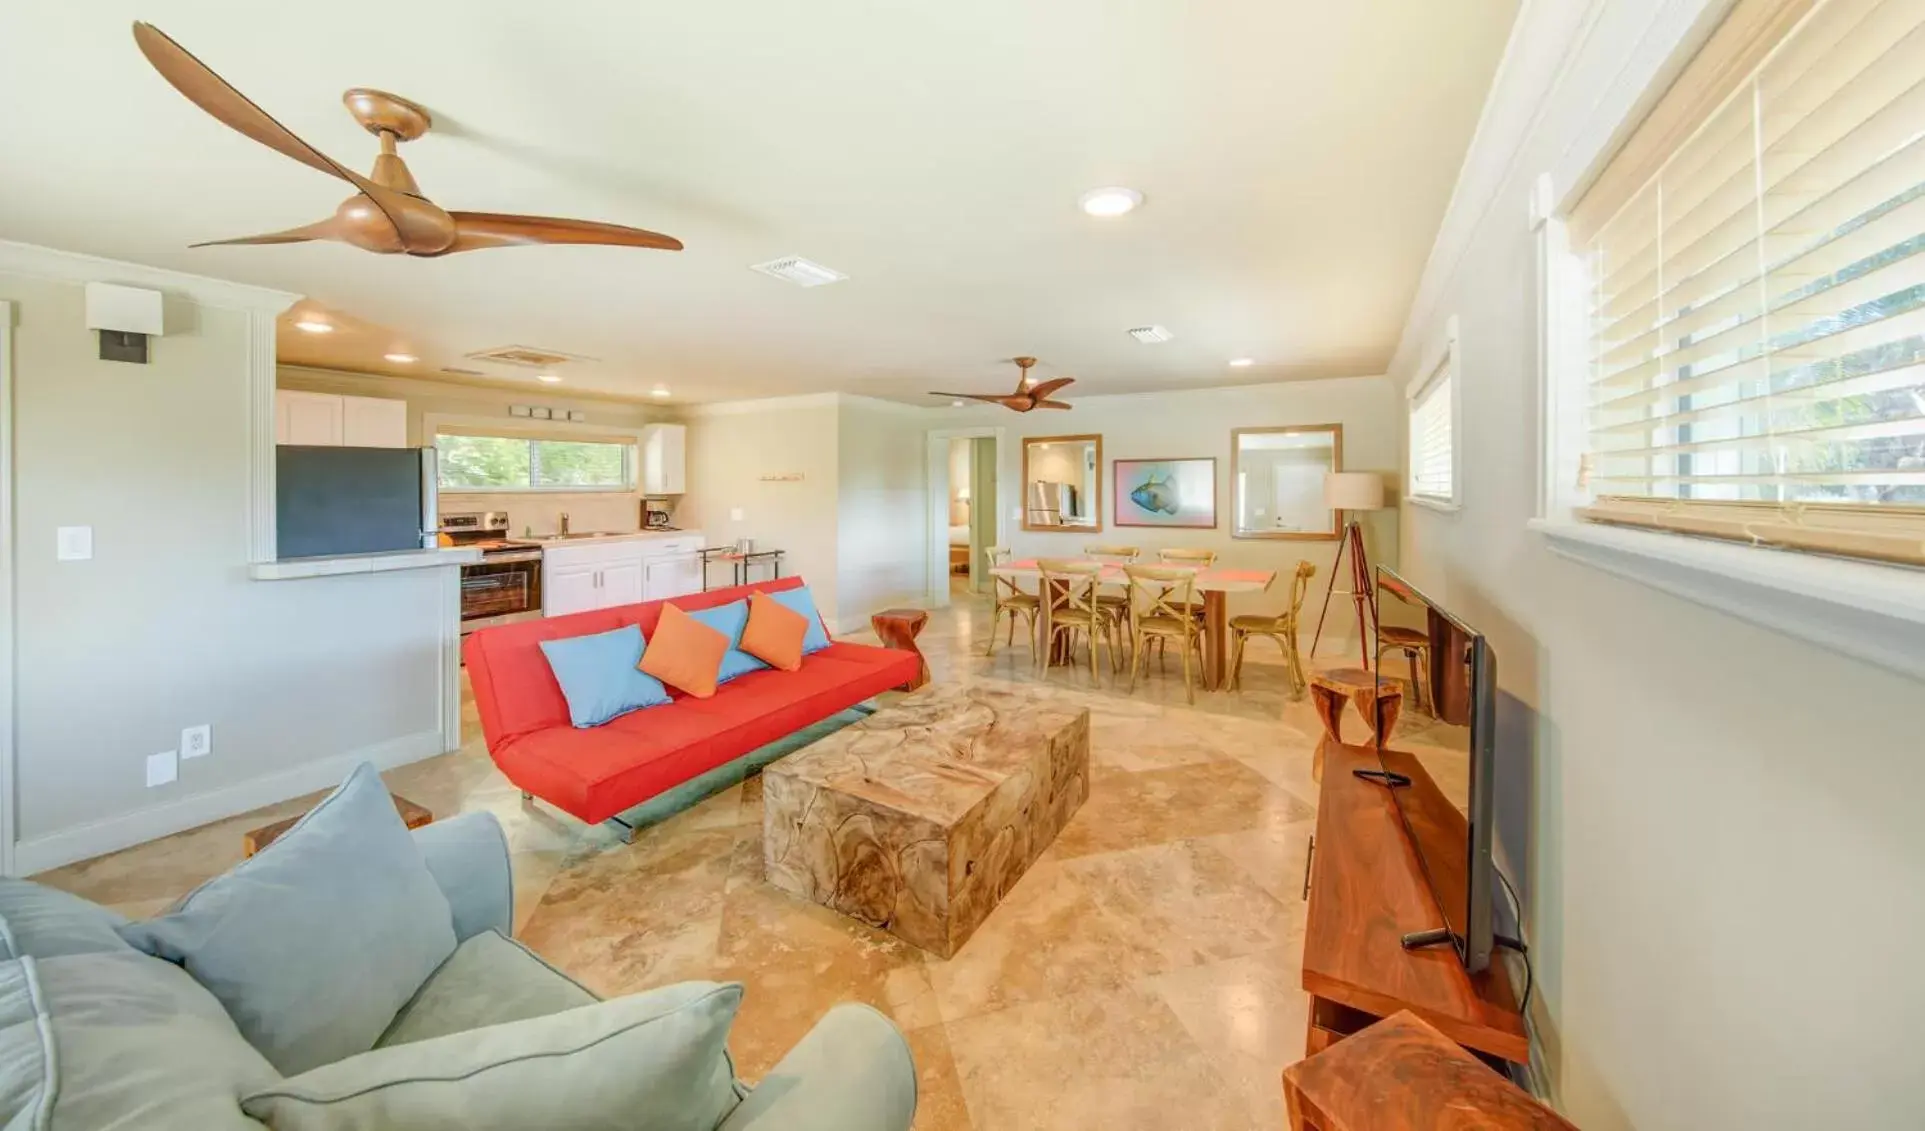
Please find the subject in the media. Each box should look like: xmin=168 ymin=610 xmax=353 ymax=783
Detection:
xmin=1310 ymin=471 xmax=1386 ymax=670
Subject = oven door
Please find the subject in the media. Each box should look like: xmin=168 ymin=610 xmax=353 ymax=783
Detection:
xmin=460 ymin=554 xmax=543 ymax=632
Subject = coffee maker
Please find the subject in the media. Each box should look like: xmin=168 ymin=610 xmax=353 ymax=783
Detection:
xmin=642 ymin=497 xmax=677 ymax=530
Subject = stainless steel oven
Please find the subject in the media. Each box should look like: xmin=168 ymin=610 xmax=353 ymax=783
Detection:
xmin=443 ymin=512 xmax=545 ymax=634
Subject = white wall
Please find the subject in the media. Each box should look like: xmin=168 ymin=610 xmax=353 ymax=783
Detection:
xmin=947 ymin=438 xmax=970 ymax=526
xmin=837 ymin=397 xmax=928 ymax=629
xmin=943 ymin=376 xmax=1402 ymax=646
xmin=3 ymin=260 xmax=456 ymax=873
xmin=277 ymin=365 xmax=671 ymax=536
xmin=1390 ymin=2 xmax=1925 ymax=1126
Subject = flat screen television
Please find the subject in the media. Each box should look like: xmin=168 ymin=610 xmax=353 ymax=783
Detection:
xmin=1373 ymin=566 xmax=1497 ymax=974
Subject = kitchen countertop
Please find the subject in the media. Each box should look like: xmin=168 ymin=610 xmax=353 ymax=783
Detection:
xmin=250 ymin=546 xmax=481 ymax=581
xmin=506 ymin=529 xmax=701 ymax=548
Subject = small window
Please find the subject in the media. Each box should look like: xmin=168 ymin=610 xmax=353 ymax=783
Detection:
xmin=1409 ymin=350 xmax=1458 ymax=506
xmin=436 ymin=432 xmax=634 ymax=492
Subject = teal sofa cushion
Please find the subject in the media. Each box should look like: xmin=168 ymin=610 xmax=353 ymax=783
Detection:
xmin=539 ymin=624 xmax=671 ymax=727
xmin=685 ymin=600 xmax=769 ymax=682
xmin=0 ymin=879 xmax=131 ymax=961
xmin=117 ymin=763 xmax=456 ymax=1076
xmin=243 ymin=981 xmax=746 ymax=1131
xmin=766 ymin=586 xmax=831 ymax=654
xmin=378 ymin=930 xmax=595 ymax=1048
xmin=0 ymin=957 xmax=54 ymax=1128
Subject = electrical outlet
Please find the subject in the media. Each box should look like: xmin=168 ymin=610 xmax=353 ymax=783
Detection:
xmin=146 ymin=750 xmax=178 ymax=788
xmin=56 ymin=526 xmax=93 ymax=561
xmin=181 ymin=724 xmax=211 ymax=760
xmin=729 ymin=508 xmax=745 ymax=522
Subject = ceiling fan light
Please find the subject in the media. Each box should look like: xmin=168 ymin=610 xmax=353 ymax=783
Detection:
xmin=651 ymin=387 xmax=672 ymax=398
xmin=1079 ymin=187 xmax=1143 ymax=217
xmin=536 ymin=373 xmax=562 ymax=384
xmin=1229 ymin=357 xmax=1255 ymax=367
xmin=294 ymin=319 xmax=333 ymax=334
xmin=384 ymin=352 xmax=417 ymax=363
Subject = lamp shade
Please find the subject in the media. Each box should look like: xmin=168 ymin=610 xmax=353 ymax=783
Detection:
xmin=1323 ymin=471 xmax=1385 ymax=511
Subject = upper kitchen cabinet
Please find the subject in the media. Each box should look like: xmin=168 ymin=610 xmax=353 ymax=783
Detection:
xmin=275 ymin=389 xmax=408 ymax=448
xmin=642 ymin=423 xmax=686 ymax=494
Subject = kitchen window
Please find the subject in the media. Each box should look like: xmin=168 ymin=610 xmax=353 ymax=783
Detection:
xmin=436 ymin=430 xmax=635 ymax=492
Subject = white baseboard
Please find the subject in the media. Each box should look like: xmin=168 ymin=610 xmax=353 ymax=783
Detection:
xmin=12 ymin=729 xmax=444 ymax=877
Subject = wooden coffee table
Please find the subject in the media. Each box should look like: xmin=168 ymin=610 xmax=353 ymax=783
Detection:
xmin=243 ymin=792 xmax=432 ymax=857
xmin=762 ymin=683 xmax=1090 ymax=957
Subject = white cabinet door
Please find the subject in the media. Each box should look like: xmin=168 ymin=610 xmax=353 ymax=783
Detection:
xmin=643 ymin=552 xmax=702 ymax=601
xmin=602 ymin=560 xmax=645 ymax=607
xmin=276 ymin=389 xmax=344 ymax=446
xmin=642 ymin=424 xmax=686 ymax=495
xmin=543 ymin=563 xmax=602 ymax=617
xmin=341 ymin=395 xmax=409 ymax=447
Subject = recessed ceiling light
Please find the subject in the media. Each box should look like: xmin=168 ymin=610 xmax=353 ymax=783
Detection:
xmin=651 ymin=387 xmax=671 ymax=398
xmin=1229 ymin=357 xmax=1255 ymax=368
xmin=294 ymin=319 xmax=334 ymax=334
xmin=1079 ymin=187 xmax=1143 ymax=218
xmin=1128 ymin=325 xmax=1174 ymax=343
xmin=384 ymin=352 xmax=417 ymax=364
xmin=951 ymin=399 xmax=965 ymax=407
xmin=536 ymin=373 xmax=563 ymax=384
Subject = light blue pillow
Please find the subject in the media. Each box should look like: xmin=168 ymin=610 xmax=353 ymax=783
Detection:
xmin=685 ymin=600 xmax=768 ymax=683
xmin=539 ymin=625 xmax=671 ymax=727
xmin=117 ymin=763 xmax=457 ymax=1076
xmin=768 ymin=586 xmax=831 ymax=654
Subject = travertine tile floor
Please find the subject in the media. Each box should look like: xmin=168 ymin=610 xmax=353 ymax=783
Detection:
xmin=38 ymin=586 xmax=1458 ymax=1130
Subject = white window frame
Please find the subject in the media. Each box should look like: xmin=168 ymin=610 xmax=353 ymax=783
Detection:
xmin=426 ymin=413 xmax=642 ymax=495
xmin=1406 ymin=316 xmax=1462 ymax=513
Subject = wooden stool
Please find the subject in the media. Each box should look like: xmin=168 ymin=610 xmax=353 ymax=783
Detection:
xmin=870 ymin=608 xmax=931 ymax=690
xmin=1284 ymin=1010 xmax=1574 ymax=1131
xmin=1307 ymin=669 xmax=1402 ymax=779
xmin=243 ymin=792 xmax=432 ymax=857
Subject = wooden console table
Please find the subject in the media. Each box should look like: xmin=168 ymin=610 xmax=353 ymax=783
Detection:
xmin=1300 ymin=739 xmax=1527 ymax=1063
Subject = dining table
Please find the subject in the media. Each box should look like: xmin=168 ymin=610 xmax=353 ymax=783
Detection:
xmin=989 ymin=558 xmax=1278 ymax=691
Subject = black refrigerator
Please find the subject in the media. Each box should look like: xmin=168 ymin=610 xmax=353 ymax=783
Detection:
xmin=276 ymin=446 xmax=439 ymax=560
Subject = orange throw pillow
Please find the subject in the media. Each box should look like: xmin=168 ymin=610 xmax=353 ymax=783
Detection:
xmin=739 ymin=591 xmax=810 ymax=672
xmin=639 ymin=604 xmax=731 ymax=698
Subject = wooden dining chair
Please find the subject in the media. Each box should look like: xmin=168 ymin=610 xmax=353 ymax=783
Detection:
xmin=983 ymin=546 xmax=1038 ymax=658
xmin=1228 ymin=561 xmax=1318 ymax=696
xmin=1124 ymin=565 xmax=1206 ymax=704
xmin=1083 ymin=544 xmax=1140 ymax=669
xmin=1155 ymin=547 xmax=1217 ymax=624
xmin=1037 ymin=559 xmax=1110 ymax=685
xmin=1378 ymin=624 xmax=1433 ymax=714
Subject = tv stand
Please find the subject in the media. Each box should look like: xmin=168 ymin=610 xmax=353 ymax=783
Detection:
xmin=1350 ymin=767 xmax=1412 ymax=788
xmin=1299 ymin=739 xmax=1528 ymax=1063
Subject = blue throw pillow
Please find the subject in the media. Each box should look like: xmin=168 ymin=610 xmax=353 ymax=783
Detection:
xmin=767 ymin=586 xmax=831 ymax=654
xmin=539 ymin=625 xmax=671 ymax=727
xmin=116 ymin=763 xmax=457 ymax=1076
xmin=685 ymin=601 xmax=768 ymax=683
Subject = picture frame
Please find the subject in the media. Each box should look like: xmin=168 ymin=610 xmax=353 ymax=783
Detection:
xmin=1114 ymin=457 xmax=1216 ymax=528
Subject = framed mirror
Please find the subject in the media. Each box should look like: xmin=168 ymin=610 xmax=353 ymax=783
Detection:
xmin=1230 ymin=424 xmax=1342 ymax=540
xmin=1021 ymin=434 xmax=1102 ymax=531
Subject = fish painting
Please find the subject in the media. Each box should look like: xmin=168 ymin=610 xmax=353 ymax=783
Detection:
xmin=1129 ymin=473 xmax=1182 ymax=515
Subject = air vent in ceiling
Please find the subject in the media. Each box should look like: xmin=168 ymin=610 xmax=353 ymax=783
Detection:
xmin=751 ymin=257 xmax=848 ymax=287
xmin=439 ymin=366 xmax=487 ymax=377
xmin=464 ymin=345 xmax=597 ymax=369
xmin=1127 ymin=325 xmax=1174 ymax=343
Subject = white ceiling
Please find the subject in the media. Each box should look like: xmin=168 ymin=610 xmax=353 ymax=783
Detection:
xmin=0 ymin=1 xmax=1518 ymax=404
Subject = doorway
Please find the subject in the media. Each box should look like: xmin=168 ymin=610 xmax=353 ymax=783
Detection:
xmin=924 ymin=427 xmax=1002 ymax=607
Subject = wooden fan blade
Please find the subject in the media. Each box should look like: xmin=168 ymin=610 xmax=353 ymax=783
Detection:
xmin=131 ymin=23 xmax=452 ymax=254
xmin=1028 ymin=377 xmax=1075 ymax=400
xmin=435 ymin=212 xmax=684 ymax=255
xmin=1033 ymin=400 xmax=1073 ymax=410
xmin=190 ymin=217 xmax=344 ymax=248
xmin=929 ymin=392 xmax=1008 ymax=404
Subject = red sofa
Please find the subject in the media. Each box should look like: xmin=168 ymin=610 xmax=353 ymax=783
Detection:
xmin=463 ymin=577 xmax=918 ymax=828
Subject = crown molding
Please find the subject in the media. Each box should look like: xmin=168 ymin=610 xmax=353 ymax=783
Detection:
xmin=0 ymin=240 xmax=300 ymax=315
xmin=687 ymin=391 xmax=844 ymax=417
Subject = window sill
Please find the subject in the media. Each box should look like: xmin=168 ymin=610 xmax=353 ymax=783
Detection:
xmin=1530 ymin=518 xmax=1925 ymax=682
xmin=1407 ymin=495 xmax=1462 ymax=514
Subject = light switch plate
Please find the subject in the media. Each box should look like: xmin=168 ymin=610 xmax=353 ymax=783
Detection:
xmin=56 ymin=526 xmax=93 ymax=561
xmin=181 ymin=724 xmax=211 ymax=760
xmin=146 ymin=750 xmax=178 ymax=788
xmin=729 ymin=508 xmax=745 ymax=521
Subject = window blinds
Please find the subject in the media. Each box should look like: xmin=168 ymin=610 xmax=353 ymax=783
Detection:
xmin=1575 ymin=0 xmax=1925 ymax=565
xmin=1410 ymin=369 xmax=1456 ymax=502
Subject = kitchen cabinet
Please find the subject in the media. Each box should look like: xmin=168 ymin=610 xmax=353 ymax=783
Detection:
xmin=642 ymin=423 xmax=686 ymax=495
xmin=275 ymin=389 xmax=408 ymax=448
xmin=540 ymin=532 xmax=704 ymax=616
xmin=542 ymin=562 xmax=603 ymax=618
xmin=642 ymin=543 xmax=703 ymax=601
xmin=601 ymin=560 xmax=645 ymax=606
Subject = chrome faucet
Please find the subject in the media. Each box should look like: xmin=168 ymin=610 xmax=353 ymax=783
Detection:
xmin=559 ymin=512 xmax=571 ymax=535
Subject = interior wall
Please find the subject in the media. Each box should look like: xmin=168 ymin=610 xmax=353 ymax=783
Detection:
xmin=678 ymin=397 xmax=842 ymax=624
xmin=836 ymin=396 xmax=928 ymax=630
xmin=947 ymin=438 xmax=971 ymax=525
xmin=1390 ymin=2 xmax=1925 ymax=1126
xmin=943 ymin=376 xmax=1401 ymax=647
xmin=5 ymin=271 xmax=450 ymax=871
xmin=276 ymin=365 xmax=670 ymax=536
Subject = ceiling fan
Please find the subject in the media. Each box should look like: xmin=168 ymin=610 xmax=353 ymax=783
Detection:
xmin=932 ymin=357 xmax=1074 ymax=412
xmin=130 ymin=22 xmax=683 ymax=257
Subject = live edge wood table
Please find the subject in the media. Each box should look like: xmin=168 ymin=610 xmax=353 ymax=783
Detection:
xmin=242 ymin=792 xmax=432 ymax=857
xmin=762 ymin=684 xmax=1090 ymax=957
xmin=1284 ymin=1010 xmax=1575 ymax=1131
xmin=1300 ymin=739 xmax=1528 ymax=1064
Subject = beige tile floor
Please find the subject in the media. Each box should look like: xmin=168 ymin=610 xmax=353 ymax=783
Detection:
xmin=38 ymin=582 xmax=1457 ymax=1130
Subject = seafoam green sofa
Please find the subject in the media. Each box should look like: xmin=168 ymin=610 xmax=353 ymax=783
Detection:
xmin=0 ymin=807 xmax=916 ymax=1130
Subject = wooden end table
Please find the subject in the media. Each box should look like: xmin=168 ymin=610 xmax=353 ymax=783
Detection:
xmin=870 ymin=608 xmax=931 ymax=690
xmin=1284 ymin=1010 xmax=1572 ymax=1131
xmin=1307 ymin=668 xmax=1402 ymax=779
xmin=242 ymin=793 xmax=433 ymax=857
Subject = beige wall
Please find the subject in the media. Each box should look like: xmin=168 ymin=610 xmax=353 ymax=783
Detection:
xmin=1391 ymin=2 xmax=1924 ymax=1125
xmin=944 ymin=376 xmax=1402 ymax=647
xmin=837 ymin=397 xmax=928 ymax=627
xmin=947 ymin=438 xmax=970 ymax=525
xmin=4 ymin=270 xmax=453 ymax=872
xmin=276 ymin=365 xmax=672 ymax=537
